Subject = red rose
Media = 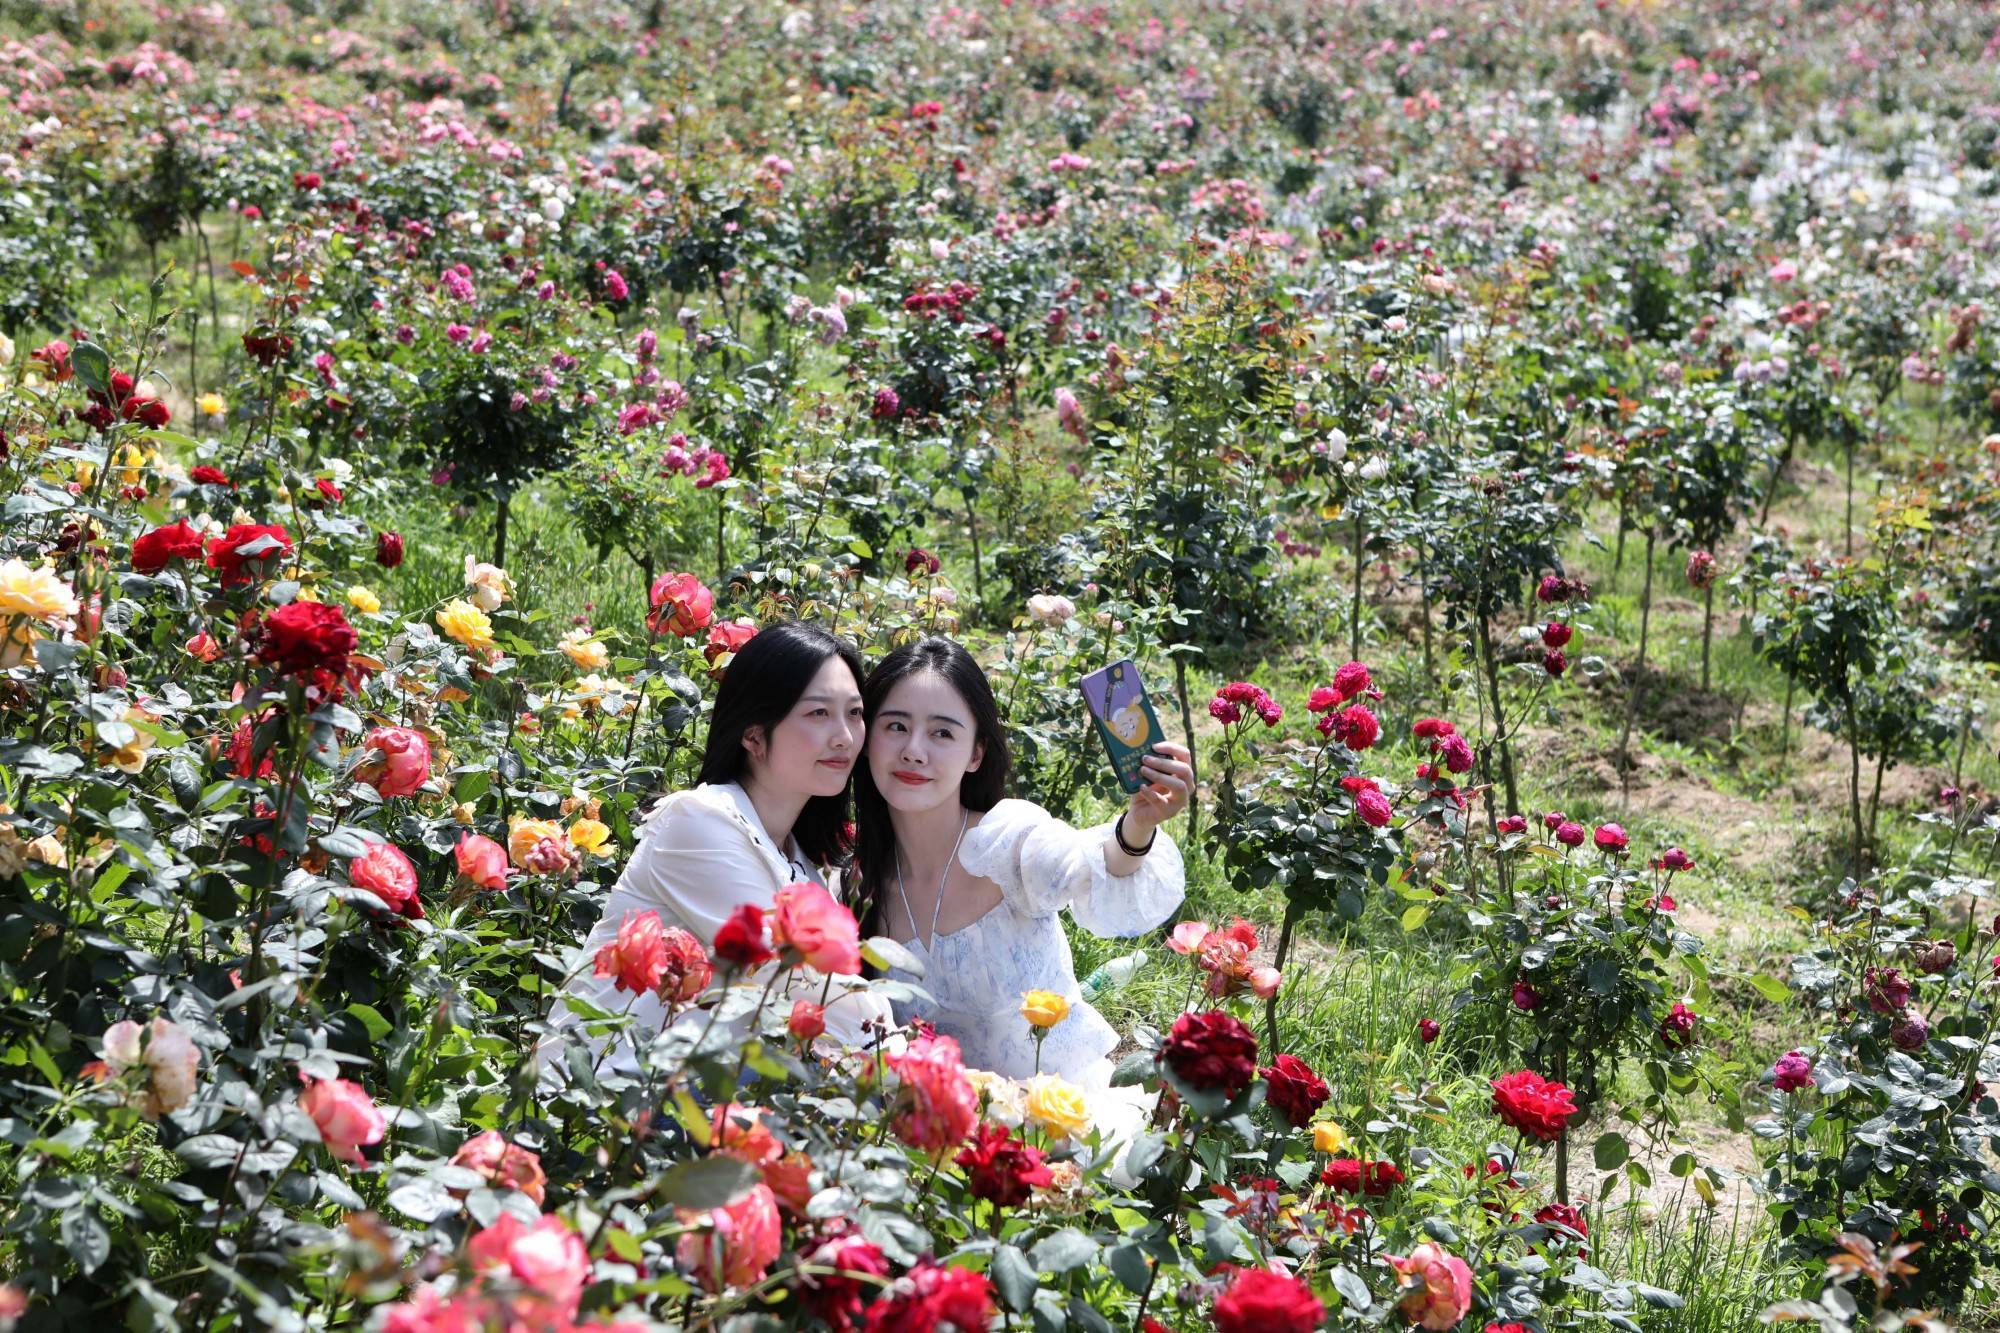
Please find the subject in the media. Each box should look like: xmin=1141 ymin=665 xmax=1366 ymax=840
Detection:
xmin=1533 ymin=1201 xmax=1589 ymax=1257
xmin=1331 ymin=704 xmax=1380 ymax=750
xmin=1419 ymin=1017 xmax=1441 ymax=1043
xmin=1213 ymin=1266 xmax=1325 ymax=1333
xmin=713 ymin=903 xmax=774 ymax=969
xmin=1162 ymin=1009 xmax=1259 ymax=1097
xmin=1261 ymin=1053 xmax=1330 ymax=1127
xmin=904 ymin=547 xmax=941 ymax=575
xmin=242 ymin=330 xmax=294 ymax=366
xmin=188 ymin=465 xmax=232 ymax=487
xmin=1491 ymin=1069 xmax=1579 ymax=1142
xmin=1411 ymin=717 xmax=1455 ymax=740
xmin=293 ymin=170 xmax=322 ymax=190
xmin=258 ymin=600 xmax=357 ymax=677
xmin=954 ymin=1123 xmax=1054 ymax=1207
xmin=375 ymin=530 xmax=405 ymax=568
xmin=863 ymin=1259 xmax=992 ymax=1333
xmin=799 ymin=1226 xmax=889 ymax=1333
xmin=131 ymin=520 xmax=205 ymax=575
xmin=1319 ymin=1158 xmax=1404 ymax=1195
xmin=121 ymin=395 xmax=170 ymax=428
xmin=227 ymin=715 xmax=278 ymax=778
xmin=205 ymin=523 xmax=293 ymax=586
xmin=1658 ymin=1002 xmax=1697 ymax=1049
xmin=1543 ymin=647 xmax=1568 ymax=678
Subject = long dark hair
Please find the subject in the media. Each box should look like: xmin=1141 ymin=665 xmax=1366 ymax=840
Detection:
xmin=696 ymin=620 xmax=865 ymax=870
xmin=852 ymin=636 xmax=1011 ymax=937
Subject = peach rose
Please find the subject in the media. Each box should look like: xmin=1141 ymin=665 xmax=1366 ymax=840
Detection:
xmin=1390 ymin=1241 xmax=1473 ymax=1330
xmin=454 ymin=833 xmax=510 ymax=890
xmin=450 ymin=1130 xmax=548 ymax=1205
xmin=770 ymin=882 xmax=862 ymax=976
xmin=677 ymin=1182 xmax=781 ymax=1293
xmin=300 ymin=1073 xmax=385 ymax=1165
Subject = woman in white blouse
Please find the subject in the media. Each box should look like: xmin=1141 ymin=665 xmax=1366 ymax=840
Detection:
xmin=852 ymin=637 xmax=1193 ymax=1090
xmin=542 ymin=622 xmax=892 ymax=1077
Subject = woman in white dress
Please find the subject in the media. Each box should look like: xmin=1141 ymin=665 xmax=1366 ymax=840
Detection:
xmin=541 ymin=622 xmax=893 ymax=1078
xmin=851 ymin=637 xmax=1192 ymax=1156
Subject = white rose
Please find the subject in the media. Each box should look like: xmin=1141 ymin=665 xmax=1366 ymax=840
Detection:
xmin=1359 ymin=456 xmax=1391 ymax=481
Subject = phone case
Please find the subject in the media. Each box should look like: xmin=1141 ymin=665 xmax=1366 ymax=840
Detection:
xmin=1079 ymin=659 xmax=1163 ymax=793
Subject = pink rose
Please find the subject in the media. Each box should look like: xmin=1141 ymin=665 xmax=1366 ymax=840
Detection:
xmin=1167 ymin=920 xmax=1212 ymax=954
xmin=646 ymin=571 xmax=715 ymax=638
xmin=351 ymin=842 xmax=422 ymax=919
xmin=1593 ymin=822 xmax=1628 ymax=853
xmin=595 ymin=910 xmax=670 ymax=995
xmin=454 ymin=833 xmax=510 ymax=890
xmin=678 ymin=1182 xmax=782 ymax=1293
xmin=1248 ymin=966 xmax=1282 ymax=999
xmin=1356 ymin=788 xmax=1394 ymax=828
xmin=450 ymin=1130 xmax=548 ymax=1205
xmin=889 ymin=1033 xmax=979 ymax=1154
xmin=300 ymin=1074 xmax=385 ymax=1165
xmin=356 ymin=726 xmax=432 ymax=797
xmin=789 ymin=1000 xmax=826 ymax=1040
xmin=770 ymin=882 xmax=862 ymax=976
xmin=1389 ymin=1241 xmax=1473 ymax=1330
xmin=469 ymin=1213 xmax=589 ymax=1315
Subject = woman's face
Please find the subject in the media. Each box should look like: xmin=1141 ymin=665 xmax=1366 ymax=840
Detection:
xmin=867 ymin=670 xmax=985 ymax=815
xmin=748 ymin=655 xmax=864 ymax=799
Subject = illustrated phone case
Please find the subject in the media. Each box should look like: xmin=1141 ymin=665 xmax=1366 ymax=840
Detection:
xmin=1079 ymin=659 xmax=1163 ymax=794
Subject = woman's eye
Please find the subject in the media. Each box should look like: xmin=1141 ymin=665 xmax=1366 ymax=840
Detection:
xmin=934 ymin=729 xmax=955 ymax=741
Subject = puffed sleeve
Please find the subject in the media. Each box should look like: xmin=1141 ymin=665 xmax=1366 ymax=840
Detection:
xmin=959 ymin=799 xmax=1185 ymax=939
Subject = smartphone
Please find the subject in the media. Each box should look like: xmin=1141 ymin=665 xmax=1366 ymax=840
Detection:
xmin=1079 ymin=658 xmax=1166 ymax=794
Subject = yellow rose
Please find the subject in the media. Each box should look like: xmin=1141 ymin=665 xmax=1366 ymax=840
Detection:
xmin=102 ymin=705 xmax=159 ymax=775
xmin=1 ymin=620 xmax=43 ymax=668
xmin=507 ymin=817 xmax=563 ymax=868
xmin=1020 ymin=989 xmax=1071 ymax=1029
xmin=558 ymin=628 xmax=608 ymax=670
xmin=437 ymin=599 xmax=496 ymax=654
xmin=0 ymin=559 xmax=80 ymax=622
xmin=114 ymin=443 xmax=148 ymax=486
xmin=452 ymin=803 xmax=476 ymax=825
xmin=1024 ymin=1074 xmax=1092 ymax=1140
xmin=197 ymin=393 xmax=227 ymax=418
xmin=1312 ymin=1122 xmax=1351 ymax=1155
xmin=568 ymin=818 xmax=612 ymax=856
xmin=346 ymin=586 xmax=382 ymax=615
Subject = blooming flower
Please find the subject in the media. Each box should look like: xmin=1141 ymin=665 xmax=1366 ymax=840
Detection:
xmin=647 ymin=571 xmax=715 ymax=638
xmin=351 ymin=841 xmax=422 ymax=920
xmin=558 ymin=628 xmax=609 ymax=670
xmin=1162 ymin=1009 xmax=1259 ymax=1096
xmin=355 ymin=727 xmax=430 ymax=798
xmin=1024 ymin=1073 xmax=1092 ymax=1138
xmin=1389 ymin=1242 xmax=1474 ymax=1330
xmin=889 ymin=1032 xmax=979 ymax=1154
xmin=568 ymin=818 xmax=612 ymax=856
xmin=0 ymin=560 xmax=79 ymax=623
xmin=864 ymin=1259 xmax=993 ymax=1333
xmin=1261 ymin=1053 xmax=1330 ymax=1127
xmin=96 ymin=1016 xmax=200 ymax=1119
xmin=596 ymin=910 xmax=671 ymax=995
xmin=955 ymin=1122 xmax=1054 ymax=1207
xmin=1020 ymin=989 xmax=1070 ymax=1029
xmin=1773 ymin=1050 xmax=1814 ymax=1094
xmin=1213 ymin=1267 xmax=1325 ymax=1333
xmin=300 ymin=1073 xmax=385 ymax=1165
xmin=1491 ymin=1069 xmax=1579 ymax=1142
xmin=1593 ymin=822 xmax=1628 ymax=852
xmin=1658 ymin=1002 xmax=1698 ymax=1049
xmin=437 ymin=599 xmax=496 ymax=655
xmin=714 ymin=903 xmax=774 ymax=969
xmin=454 ymin=834 xmax=510 ymax=890
xmin=677 ymin=1182 xmax=780 ymax=1293
xmin=1419 ymin=1017 xmax=1441 ymax=1043
xmin=131 ymin=521 xmax=206 ymax=575
xmin=346 ymin=586 xmax=381 ymax=615
xmin=450 ymin=1130 xmax=547 ymax=1204
xmin=770 ymin=882 xmax=862 ymax=975
xmin=1320 ymin=1158 xmax=1405 ymax=1195
xmin=462 ymin=557 xmax=514 ymax=612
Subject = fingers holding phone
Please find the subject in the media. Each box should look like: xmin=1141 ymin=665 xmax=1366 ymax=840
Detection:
xmin=1129 ymin=742 xmax=1193 ymax=829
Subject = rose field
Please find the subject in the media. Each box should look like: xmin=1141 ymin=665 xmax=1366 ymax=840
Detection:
xmin=12 ymin=0 xmax=2000 ymax=1328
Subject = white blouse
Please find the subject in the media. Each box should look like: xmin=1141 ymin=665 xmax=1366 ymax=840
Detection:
xmin=541 ymin=782 xmax=893 ymax=1077
xmin=882 ymin=799 xmax=1185 ymax=1086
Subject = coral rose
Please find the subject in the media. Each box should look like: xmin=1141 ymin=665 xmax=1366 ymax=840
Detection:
xmin=1390 ymin=1241 xmax=1474 ymax=1330
xmin=450 ymin=1130 xmax=547 ymax=1204
xmin=677 ymin=1182 xmax=782 ymax=1293
xmin=355 ymin=726 xmax=431 ymax=797
xmin=300 ymin=1074 xmax=385 ymax=1165
xmin=889 ymin=1032 xmax=979 ymax=1154
xmin=770 ymin=882 xmax=862 ymax=975
xmin=595 ymin=910 xmax=670 ymax=996
xmin=646 ymin=571 xmax=715 ymax=637
xmin=454 ymin=833 xmax=510 ymax=890
xmin=350 ymin=842 xmax=422 ymax=919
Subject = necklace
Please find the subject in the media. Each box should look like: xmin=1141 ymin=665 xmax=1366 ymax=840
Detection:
xmin=892 ymin=806 xmax=971 ymax=953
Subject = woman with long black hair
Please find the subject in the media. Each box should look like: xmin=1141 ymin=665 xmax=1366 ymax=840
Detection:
xmin=542 ymin=620 xmax=891 ymax=1074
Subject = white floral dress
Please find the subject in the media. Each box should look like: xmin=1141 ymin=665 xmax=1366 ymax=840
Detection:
xmin=881 ymin=798 xmax=1185 ymax=1088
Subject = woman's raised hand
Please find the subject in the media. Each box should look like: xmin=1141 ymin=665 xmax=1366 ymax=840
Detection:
xmin=1127 ymin=741 xmax=1193 ymax=835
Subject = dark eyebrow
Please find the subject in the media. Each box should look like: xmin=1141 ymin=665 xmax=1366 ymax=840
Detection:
xmin=879 ymin=708 xmax=967 ymax=727
xmin=799 ymin=693 xmax=863 ymax=705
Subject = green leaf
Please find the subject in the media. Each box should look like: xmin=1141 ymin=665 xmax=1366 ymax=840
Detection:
xmin=346 ymin=1004 xmax=393 ymax=1042
xmin=1105 ymin=1242 xmax=1151 ymax=1296
xmin=1750 ymin=974 xmax=1792 ymax=1003
xmin=655 ymin=1155 xmax=757 ymax=1211
xmin=1399 ymin=903 xmax=1430 ymax=932
xmin=1030 ymin=1227 xmax=1100 ymax=1273
xmin=62 ymin=1206 xmax=110 ymax=1275
xmin=1593 ymin=1132 xmax=1628 ymax=1170
xmin=71 ymin=341 xmax=111 ymax=393
xmin=1331 ymin=1264 xmax=1372 ymax=1311
xmin=991 ymin=1244 xmax=1037 ymax=1312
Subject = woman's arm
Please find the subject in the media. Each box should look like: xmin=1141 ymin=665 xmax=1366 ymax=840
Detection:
xmin=1101 ymin=741 xmax=1194 ymax=877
